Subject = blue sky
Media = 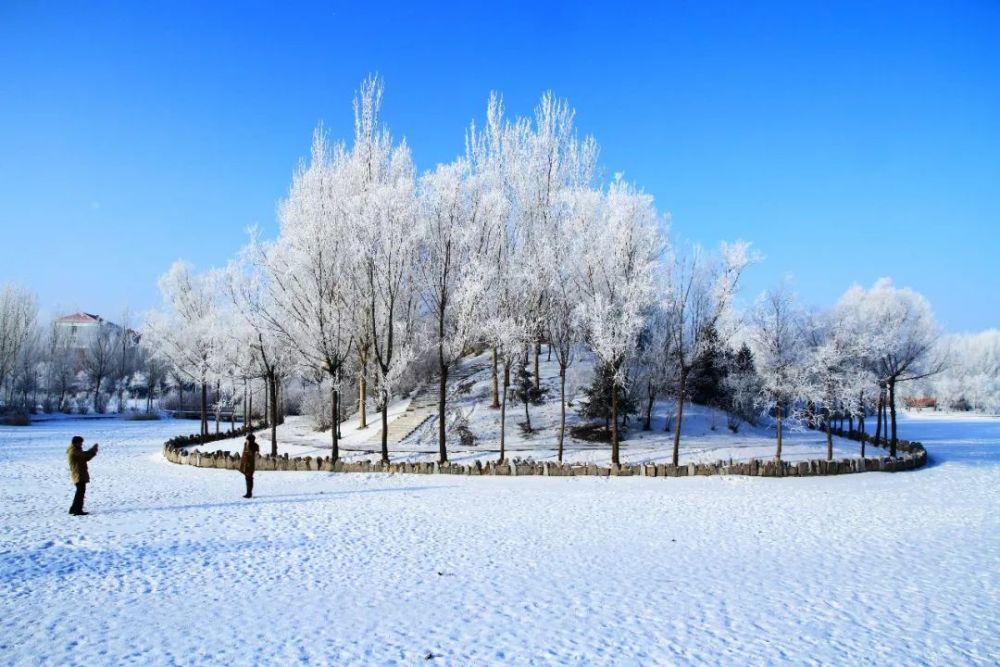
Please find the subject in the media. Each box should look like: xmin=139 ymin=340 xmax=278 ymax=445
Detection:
xmin=1 ymin=1 xmax=997 ymax=332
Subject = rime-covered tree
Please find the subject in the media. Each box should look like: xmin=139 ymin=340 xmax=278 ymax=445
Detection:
xmin=749 ymin=285 xmax=806 ymax=461
xmin=246 ymin=128 xmax=355 ymax=460
xmin=0 ymin=284 xmax=38 ymax=410
xmin=663 ymin=241 xmax=753 ymax=465
xmin=145 ymin=261 xmax=220 ymax=441
xmin=849 ymin=279 xmax=941 ymax=456
xmin=415 ymin=158 xmax=491 ymax=463
xmin=575 ymin=178 xmax=660 ymax=466
xmin=346 ymin=76 xmax=420 ymax=464
xmin=801 ymin=305 xmax=871 ymax=460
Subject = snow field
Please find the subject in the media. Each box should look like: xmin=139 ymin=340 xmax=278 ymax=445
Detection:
xmin=0 ymin=414 xmax=997 ymax=665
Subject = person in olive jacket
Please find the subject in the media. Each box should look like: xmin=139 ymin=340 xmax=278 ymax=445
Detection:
xmin=239 ymin=433 xmax=259 ymax=498
xmin=67 ymin=435 xmax=98 ymax=515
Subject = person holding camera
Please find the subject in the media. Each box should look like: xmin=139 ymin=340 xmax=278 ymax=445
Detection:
xmin=67 ymin=435 xmax=98 ymax=516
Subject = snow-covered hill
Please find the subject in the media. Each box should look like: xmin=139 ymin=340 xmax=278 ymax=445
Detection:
xmin=195 ymin=350 xmax=874 ymax=466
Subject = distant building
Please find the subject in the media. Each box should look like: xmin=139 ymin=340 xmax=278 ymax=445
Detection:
xmin=53 ymin=312 xmax=139 ymax=374
xmin=54 ymin=312 xmax=121 ymax=350
xmin=904 ymin=396 xmax=937 ymax=411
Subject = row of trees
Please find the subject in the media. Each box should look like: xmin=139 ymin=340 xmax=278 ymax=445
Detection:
xmin=906 ymin=330 xmax=1000 ymax=414
xmin=0 ymin=285 xmax=166 ymax=416
xmin=746 ymin=278 xmax=942 ymax=459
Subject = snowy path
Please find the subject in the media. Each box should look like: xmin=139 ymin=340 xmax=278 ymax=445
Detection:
xmin=1 ymin=415 xmax=997 ymax=665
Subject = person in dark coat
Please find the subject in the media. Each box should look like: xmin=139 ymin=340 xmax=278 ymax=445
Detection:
xmin=67 ymin=435 xmax=98 ymax=515
xmin=238 ymin=433 xmax=259 ymax=498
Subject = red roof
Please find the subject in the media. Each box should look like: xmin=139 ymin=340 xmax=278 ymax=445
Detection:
xmin=56 ymin=312 xmax=103 ymax=324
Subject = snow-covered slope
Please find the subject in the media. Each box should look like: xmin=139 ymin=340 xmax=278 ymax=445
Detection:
xmin=193 ymin=350 xmax=875 ymax=466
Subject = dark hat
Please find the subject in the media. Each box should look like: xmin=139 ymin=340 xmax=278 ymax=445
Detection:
xmin=246 ymin=433 xmax=256 ymax=442
xmin=71 ymin=435 xmax=84 ymax=445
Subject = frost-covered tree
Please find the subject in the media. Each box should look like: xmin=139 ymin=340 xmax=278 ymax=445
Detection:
xmin=0 ymin=283 xmax=38 ymax=409
xmin=247 ymin=128 xmax=355 ymax=460
xmin=464 ymin=94 xmax=534 ymax=463
xmin=346 ymin=76 xmax=420 ymax=464
xmin=111 ymin=309 xmax=140 ymax=413
xmin=575 ymin=178 xmax=661 ymax=465
xmin=228 ymin=239 xmax=299 ymax=454
xmin=145 ymin=261 xmax=219 ymax=441
xmin=801 ymin=305 xmax=871 ymax=460
xmin=749 ymin=285 xmax=806 ymax=461
xmin=415 ymin=158 xmax=491 ymax=463
xmin=547 ymin=242 xmax=586 ymax=459
xmin=850 ymin=279 xmax=941 ymax=456
xmin=630 ymin=301 xmax=673 ymax=432
xmin=664 ymin=241 xmax=753 ymax=466
xmin=83 ymin=322 xmax=115 ymax=413
xmin=43 ymin=319 xmax=76 ymax=412
xmin=912 ymin=330 xmax=999 ymax=414
xmin=506 ymin=92 xmax=598 ymax=389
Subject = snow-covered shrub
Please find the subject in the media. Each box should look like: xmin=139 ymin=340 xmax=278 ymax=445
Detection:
xmin=451 ymin=410 xmax=476 ymax=448
xmin=299 ymin=384 xmax=332 ymax=431
xmin=395 ymin=348 xmax=437 ymax=398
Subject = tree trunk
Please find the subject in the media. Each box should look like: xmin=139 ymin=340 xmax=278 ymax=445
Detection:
xmin=881 ymin=388 xmax=889 ymax=446
xmin=826 ymin=409 xmax=833 ymax=461
xmin=200 ymin=382 xmax=208 ymax=444
xmin=438 ymin=362 xmax=448 ymax=464
xmin=643 ymin=380 xmax=655 ymax=431
xmin=358 ymin=359 xmax=368 ymax=429
xmin=277 ymin=377 xmax=284 ymax=425
xmin=671 ymin=370 xmax=687 ymax=466
xmin=776 ymin=401 xmax=783 ymax=461
xmin=888 ymin=378 xmax=898 ymax=457
xmin=874 ymin=389 xmax=883 ymax=446
xmin=523 ymin=387 xmax=532 ymax=432
xmin=534 ymin=341 xmax=541 ymax=390
xmin=262 ymin=377 xmax=268 ymax=428
xmin=490 ymin=348 xmax=500 ymax=409
xmin=860 ymin=413 xmax=866 ymax=458
xmin=558 ymin=365 xmax=566 ymax=463
xmin=330 ymin=385 xmax=339 ymax=461
xmin=499 ymin=364 xmax=509 ymax=462
xmin=268 ymin=373 xmax=278 ymax=456
xmin=380 ymin=392 xmax=390 ymax=464
xmin=611 ymin=382 xmax=620 ymax=466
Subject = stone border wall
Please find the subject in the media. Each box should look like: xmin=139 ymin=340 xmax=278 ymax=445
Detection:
xmin=164 ymin=423 xmax=261 ymax=449
xmin=162 ymin=427 xmax=926 ymax=478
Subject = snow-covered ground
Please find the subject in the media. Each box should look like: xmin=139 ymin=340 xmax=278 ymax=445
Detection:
xmin=1 ymin=413 xmax=998 ymax=665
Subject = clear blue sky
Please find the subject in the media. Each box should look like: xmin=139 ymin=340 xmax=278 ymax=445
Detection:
xmin=1 ymin=1 xmax=997 ymax=332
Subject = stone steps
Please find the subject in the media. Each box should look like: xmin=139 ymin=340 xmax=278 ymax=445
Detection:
xmin=365 ymin=360 xmax=488 ymax=446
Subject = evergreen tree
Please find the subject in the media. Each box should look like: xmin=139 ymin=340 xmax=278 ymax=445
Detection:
xmin=578 ymin=361 xmax=637 ymax=433
xmin=687 ymin=323 xmax=728 ymax=406
xmin=512 ymin=353 xmax=544 ymax=433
